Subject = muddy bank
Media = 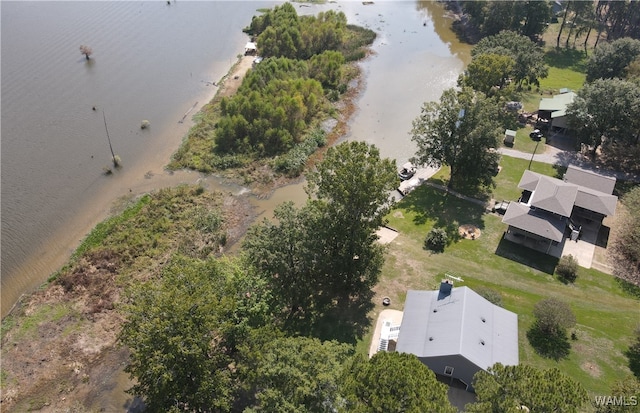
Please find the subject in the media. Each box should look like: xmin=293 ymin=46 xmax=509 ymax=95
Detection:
xmin=1 ymin=2 xmax=471 ymax=410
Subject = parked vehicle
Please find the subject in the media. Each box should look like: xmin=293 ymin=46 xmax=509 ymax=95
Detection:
xmin=398 ymin=162 xmax=416 ymax=181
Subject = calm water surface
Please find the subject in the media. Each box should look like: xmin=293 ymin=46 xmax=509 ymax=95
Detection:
xmin=1 ymin=1 xmax=279 ymax=317
xmin=2 ymin=0 xmax=470 ymax=408
xmin=2 ymin=1 xmax=470 ymax=319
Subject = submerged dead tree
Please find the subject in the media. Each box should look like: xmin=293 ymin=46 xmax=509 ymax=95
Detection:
xmin=79 ymin=45 xmax=93 ymax=60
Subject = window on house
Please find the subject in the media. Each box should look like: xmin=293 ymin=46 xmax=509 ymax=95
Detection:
xmin=444 ymin=366 xmax=454 ymax=376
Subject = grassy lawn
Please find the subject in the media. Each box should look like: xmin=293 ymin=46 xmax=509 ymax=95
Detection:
xmin=493 ymin=155 xmax=559 ymax=201
xmin=539 ymin=48 xmax=588 ymax=92
xmin=363 ymin=156 xmax=638 ymax=399
xmin=508 ymin=125 xmax=547 ymax=154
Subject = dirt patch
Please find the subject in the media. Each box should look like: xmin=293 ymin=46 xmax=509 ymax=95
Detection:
xmin=0 ymin=190 xmax=256 ymax=412
xmin=581 ymin=361 xmax=602 ymax=378
xmin=216 ymin=55 xmax=254 ymax=99
xmin=458 ymin=224 xmax=481 ymax=240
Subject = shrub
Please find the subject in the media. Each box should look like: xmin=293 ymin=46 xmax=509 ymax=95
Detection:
xmin=274 ymin=128 xmax=326 ymax=177
xmin=424 ymin=228 xmax=448 ymax=253
xmin=556 ymin=254 xmax=578 ymax=283
xmin=527 ymin=298 xmax=576 ymax=360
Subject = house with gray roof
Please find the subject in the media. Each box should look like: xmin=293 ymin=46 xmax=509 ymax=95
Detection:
xmin=396 ymin=282 xmax=519 ymax=392
xmin=502 ymin=165 xmax=617 ymax=255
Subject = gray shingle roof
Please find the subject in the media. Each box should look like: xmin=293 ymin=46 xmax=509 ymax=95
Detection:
xmin=564 ymin=164 xmax=616 ymax=195
xmin=518 ymin=168 xmax=617 ymax=218
xmin=502 ymin=202 xmax=567 ymax=242
xmin=518 ymin=170 xmax=541 ymax=192
xmin=396 ymin=288 xmax=519 ymax=371
xmin=574 ymin=186 xmax=617 ymax=216
xmin=529 ymin=176 xmax=577 ymax=217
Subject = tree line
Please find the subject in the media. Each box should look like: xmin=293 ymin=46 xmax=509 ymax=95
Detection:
xmin=213 ymin=4 xmax=368 ymax=159
xmin=454 ymin=0 xmax=640 ymax=48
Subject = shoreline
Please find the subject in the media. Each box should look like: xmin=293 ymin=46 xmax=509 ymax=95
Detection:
xmin=1 ymin=55 xmax=252 ymax=320
xmin=0 ymin=53 xmax=267 ymax=412
xmin=1 ymin=46 xmax=370 ymax=411
xmin=2 ymin=2 xmax=473 ymax=409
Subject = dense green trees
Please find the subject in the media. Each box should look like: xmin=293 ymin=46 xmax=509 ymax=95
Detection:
xmin=460 ymin=1 xmax=551 ymax=41
xmin=610 ymin=186 xmax=640 ymax=286
xmin=308 ymin=50 xmax=345 ymax=89
xmin=119 ymin=255 xmax=270 ymax=412
xmin=471 ymin=30 xmax=549 ymax=88
xmin=466 ymin=363 xmax=588 ymax=413
xmin=461 ymin=53 xmax=515 ymax=96
xmin=586 ymin=37 xmax=640 ymax=82
xmin=241 ymin=336 xmax=353 ymax=412
xmin=566 ymin=78 xmax=640 ymax=171
xmin=208 ymin=5 xmax=374 ymax=162
xmin=460 ymin=1 xmax=640 ymax=48
xmin=216 ymin=74 xmax=324 ymax=156
xmin=341 ymin=352 xmax=456 ymax=413
xmin=119 ymin=140 xmax=399 ymax=407
xmin=410 ymin=87 xmax=502 ymax=190
xmin=247 ymin=4 xmax=348 ymax=61
xmin=243 ymin=142 xmax=396 ymax=340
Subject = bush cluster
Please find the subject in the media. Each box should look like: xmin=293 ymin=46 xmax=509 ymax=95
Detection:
xmin=274 ymin=128 xmax=327 ymax=177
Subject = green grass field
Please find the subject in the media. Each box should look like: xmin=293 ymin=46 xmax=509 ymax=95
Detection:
xmin=362 ymin=155 xmax=638 ymax=401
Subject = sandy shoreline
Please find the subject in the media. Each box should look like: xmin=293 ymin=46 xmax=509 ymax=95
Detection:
xmin=1 ymin=56 xmax=255 ymax=319
xmin=2 ymin=2 xmax=472 ymax=409
xmin=0 ymin=54 xmax=264 ymax=412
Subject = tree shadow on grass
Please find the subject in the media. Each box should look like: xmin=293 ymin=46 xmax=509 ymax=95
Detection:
xmin=285 ymin=290 xmax=375 ymax=345
xmin=526 ymin=323 xmax=571 ymax=361
xmin=625 ymin=343 xmax=640 ymax=380
xmin=495 ymin=235 xmax=559 ymax=274
xmin=398 ymin=185 xmax=486 ymax=242
xmin=544 ymin=48 xmax=587 ymax=72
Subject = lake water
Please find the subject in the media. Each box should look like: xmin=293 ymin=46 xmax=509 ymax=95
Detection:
xmin=1 ymin=1 xmax=469 ymax=321
xmin=1 ymin=1 xmax=471 ymax=409
xmin=1 ymin=0 xmax=279 ymax=317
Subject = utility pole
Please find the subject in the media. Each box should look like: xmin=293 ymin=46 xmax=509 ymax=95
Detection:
xmin=528 ymin=140 xmax=540 ymax=170
xmin=102 ymin=110 xmax=119 ymax=167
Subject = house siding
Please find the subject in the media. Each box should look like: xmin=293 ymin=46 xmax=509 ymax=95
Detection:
xmin=419 ymin=355 xmax=482 ymax=391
